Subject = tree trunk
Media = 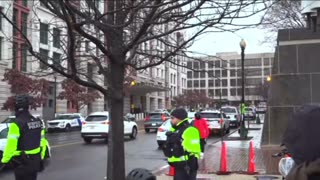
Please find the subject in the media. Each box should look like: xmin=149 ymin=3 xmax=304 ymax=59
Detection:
xmin=106 ymin=62 xmax=125 ymax=180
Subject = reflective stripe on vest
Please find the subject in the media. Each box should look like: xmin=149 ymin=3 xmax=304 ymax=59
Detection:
xmin=168 ymin=155 xmax=188 ymax=163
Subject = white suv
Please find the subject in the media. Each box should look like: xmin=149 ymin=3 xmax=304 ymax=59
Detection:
xmin=220 ymin=106 xmax=240 ymax=127
xmin=47 ymin=113 xmax=84 ymax=132
xmin=200 ymin=110 xmax=230 ymax=136
xmin=81 ymin=112 xmax=138 ymax=144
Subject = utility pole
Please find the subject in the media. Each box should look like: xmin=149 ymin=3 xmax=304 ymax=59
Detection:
xmin=239 ymin=39 xmax=248 ymax=138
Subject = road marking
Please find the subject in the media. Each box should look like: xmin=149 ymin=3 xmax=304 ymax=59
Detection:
xmin=51 ymin=141 xmax=83 ymax=148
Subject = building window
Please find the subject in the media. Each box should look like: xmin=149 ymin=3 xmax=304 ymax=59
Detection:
xmin=187 ymin=71 xmax=192 ymax=78
xmin=170 ymin=74 xmax=173 ymax=83
xmin=12 ymin=8 xmax=17 ymax=36
xmin=246 ymin=68 xmax=262 ymax=76
xmin=208 ymin=80 xmax=214 ymax=87
xmin=215 ymin=89 xmax=221 ymax=96
xmin=222 ymin=69 xmax=227 ymax=77
xmin=264 ymin=68 xmax=271 ymax=76
xmin=12 ymin=43 xmax=18 ymax=69
xmin=21 ymin=44 xmax=28 ymax=72
xmin=0 ymin=7 xmax=3 ymax=31
xmin=0 ymin=37 xmax=2 ymax=61
xmin=208 ymin=89 xmax=214 ymax=97
xmin=200 ymin=61 xmax=205 ymax=69
xmin=22 ymin=0 xmax=28 ymax=7
xmin=193 ymin=72 xmax=199 ymax=78
xmin=208 ymin=61 xmax=214 ymax=69
xmin=215 ymin=80 xmax=220 ymax=87
xmin=229 ymin=60 xmax=236 ymax=67
xmin=194 ymin=80 xmax=199 ymax=87
xmin=222 ymin=79 xmax=227 ymax=87
xmin=244 ymin=58 xmax=262 ymax=67
xmin=208 ymin=70 xmax=214 ymax=78
xmin=39 ymin=48 xmax=49 ymax=69
xmin=237 ymin=88 xmax=242 ymax=96
xmin=187 ymin=62 xmax=192 ymax=68
xmin=193 ymin=62 xmax=199 ymax=69
xmin=53 ymin=28 xmax=61 ymax=48
xmin=40 ymin=23 xmax=49 ymax=44
xmin=52 ymin=52 xmax=61 ymax=66
xmin=200 ymin=80 xmax=205 ymax=87
xmin=200 ymin=71 xmax=205 ymax=78
xmin=49 ymin=86 xmax=54 ymax=95
xmin=214 ymin=70 xmax=220 ymax=77
xmin=222 ymin=89 xmax=228 ymax=96
xmin=222 ymin=61 xmax=227 ymax=68
xmin=230 ymin=70 xmax=236 ymax=77
xmin=230 ymin=88 xmax=236 ymax=96
xmin=246 ymin=78 xmax=261 ymax=86
xmin=187 ymin=80 xmax=192 ymax=88
xmin=230 ymin=79 xmax=236 ymax=86
xmin=21 ymin=12 xmax=28 ymax=36
xmin=215 ymin=60 xmax=220 ymax=68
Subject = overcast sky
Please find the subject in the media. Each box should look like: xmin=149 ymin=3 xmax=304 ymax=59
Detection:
xmin=187 ymin=3 xmax=276 ymax=56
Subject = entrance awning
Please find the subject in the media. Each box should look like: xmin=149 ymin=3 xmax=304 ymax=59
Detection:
xmin=128 ymin=82 xmax=170 ymax=95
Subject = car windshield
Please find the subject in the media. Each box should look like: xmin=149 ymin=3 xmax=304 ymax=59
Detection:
xmin=1 ymin=117 xmax=15 ymax=124
xmin=55 ymin=115 xmax=80 ymax=119
xmin=0 ymin=128 xmax=8 ymax=139
xmin=221 ymin=108 xmax=236 ymax=113
xmin=149 ymin=113 xmax=163 ymax=118
xmin=200 ymin=113 xmax=220 ymax=119
xmin=86 ymin=115 xmax=108 ymax=122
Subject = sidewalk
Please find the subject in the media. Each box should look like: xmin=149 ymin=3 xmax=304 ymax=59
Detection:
xmin=154 ymin=119 xmax=282 ymax=179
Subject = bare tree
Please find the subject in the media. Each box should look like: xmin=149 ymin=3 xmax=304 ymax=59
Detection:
xmin=260 ymin=0 xmax=305 ymax=45
xmin=0 ymin=0 xmax=271 ymax=179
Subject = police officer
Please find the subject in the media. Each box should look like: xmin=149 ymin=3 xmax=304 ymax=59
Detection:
xmin=1 ymin=95 xmax=43 ymax=180
xmin=163 ymin=108 xmax=201 ymax=180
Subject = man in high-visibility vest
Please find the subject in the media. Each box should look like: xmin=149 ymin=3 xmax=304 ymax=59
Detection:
xmin=163 ymin=108 xmax=201 ymax=180
xmin=1 ymin=95 xmax=43 ymax=180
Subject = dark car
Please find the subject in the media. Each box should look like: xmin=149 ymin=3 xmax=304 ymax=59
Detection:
xmin=144 ymin=111 xmax=170 ymax=133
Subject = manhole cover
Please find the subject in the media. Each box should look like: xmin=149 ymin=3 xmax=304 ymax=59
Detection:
xmin=255 ymin=175 xmax=280 ymax=180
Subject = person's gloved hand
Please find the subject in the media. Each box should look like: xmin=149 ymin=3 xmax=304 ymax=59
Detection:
xmin=0 ymin=163 xmax=5 ymax=171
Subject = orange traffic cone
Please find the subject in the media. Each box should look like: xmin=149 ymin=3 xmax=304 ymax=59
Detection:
xmin=217 ymin=142 xmax=230 ymax=175
xmin=247 ymin=141 xmax=258 ymax=174
xmin=167 ymin=166 xmax=175 ymax=176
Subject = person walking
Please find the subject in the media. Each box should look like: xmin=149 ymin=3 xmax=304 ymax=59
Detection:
xmin=163 ymin=108 xmax=201 ymax=180
xmin=193 ymin=112 xmax=209 ymax=157
xmin=1 ymin=95 xmax=44 ymax=180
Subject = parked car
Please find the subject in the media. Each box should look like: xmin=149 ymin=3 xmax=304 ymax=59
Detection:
xmin=47 ymin=113 xmax=84 ymax=132
xmin=144 ymin=111 xmax=170 ymax=133
xmin=0 ymin=125 xmax=51 ymax=167
xmin=81 ymin=111 xmax=138 ymax=144
xmin=156 ymin=118 xmax=193 ymax=148
xmin=256 ymin=102 xmax=267 ymax=113
xmin=220 ymin=106 xmax=240 ymax=127
xmin=244 ymin=107 xmax=256 ymax=120
xmin=200 ymin=110 xmax=230 ymax=136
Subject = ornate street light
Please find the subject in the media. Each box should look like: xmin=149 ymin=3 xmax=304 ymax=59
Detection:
xmin=239 ymin=39 xmax=248 ymax=139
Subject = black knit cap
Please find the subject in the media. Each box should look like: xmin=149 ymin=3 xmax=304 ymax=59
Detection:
xmin=170 ymin=108 xmax=188 ymax=120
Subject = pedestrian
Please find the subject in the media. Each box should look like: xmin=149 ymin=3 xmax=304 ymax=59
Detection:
xmin=193 ymin=112 xmax=209 ymax=158
xmin=163 ymin=108 xmax=201 ymax=180
xmin=282 ymin=104 xmax=320 ymax=180
xmin=0 ymin=95 xmax=45 ymax=180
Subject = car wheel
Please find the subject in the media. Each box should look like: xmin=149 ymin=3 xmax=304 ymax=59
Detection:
xmin=145 ymin=129 xmax=150 ymax=133
xmin=65 ymin=124 xmax=71 ymax=132
xmin=47 ymin=129 xmax=53 ymax=133
xmin=105 ymin=138 xmax=109 ymax=144
xmin=130 ymin=126 xmax=138 ymax=139
xmin=157 ymin=142 xmax=163 ymax=149
xmin=83 ymin=137 xmax=92 ymax=144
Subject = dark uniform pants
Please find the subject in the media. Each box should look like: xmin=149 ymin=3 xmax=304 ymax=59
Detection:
xmin=12 ymin=154 xmax=41 ymax=180
xmin=14 ymin=171 xmax=37 ymax=180
xmin=174 ymin=168 xmax=197 ymax=180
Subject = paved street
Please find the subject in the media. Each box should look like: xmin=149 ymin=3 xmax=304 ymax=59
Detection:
xmin=0 ymin=128 xmax=227 ymax=180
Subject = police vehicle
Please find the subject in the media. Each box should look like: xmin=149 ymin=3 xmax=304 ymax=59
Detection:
xmin=81 ymin=111 xmax=138 ymax=144
xmin=47 ymin=113 xmax=84 ymax=132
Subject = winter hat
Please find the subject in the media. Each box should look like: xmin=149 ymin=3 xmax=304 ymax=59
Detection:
xmin=171 ymin=108 xmax=188 ymax=120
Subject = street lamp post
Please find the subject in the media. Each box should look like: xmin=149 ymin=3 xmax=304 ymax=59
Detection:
xmin=239 ymin=39 xmax=248 ymax=138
